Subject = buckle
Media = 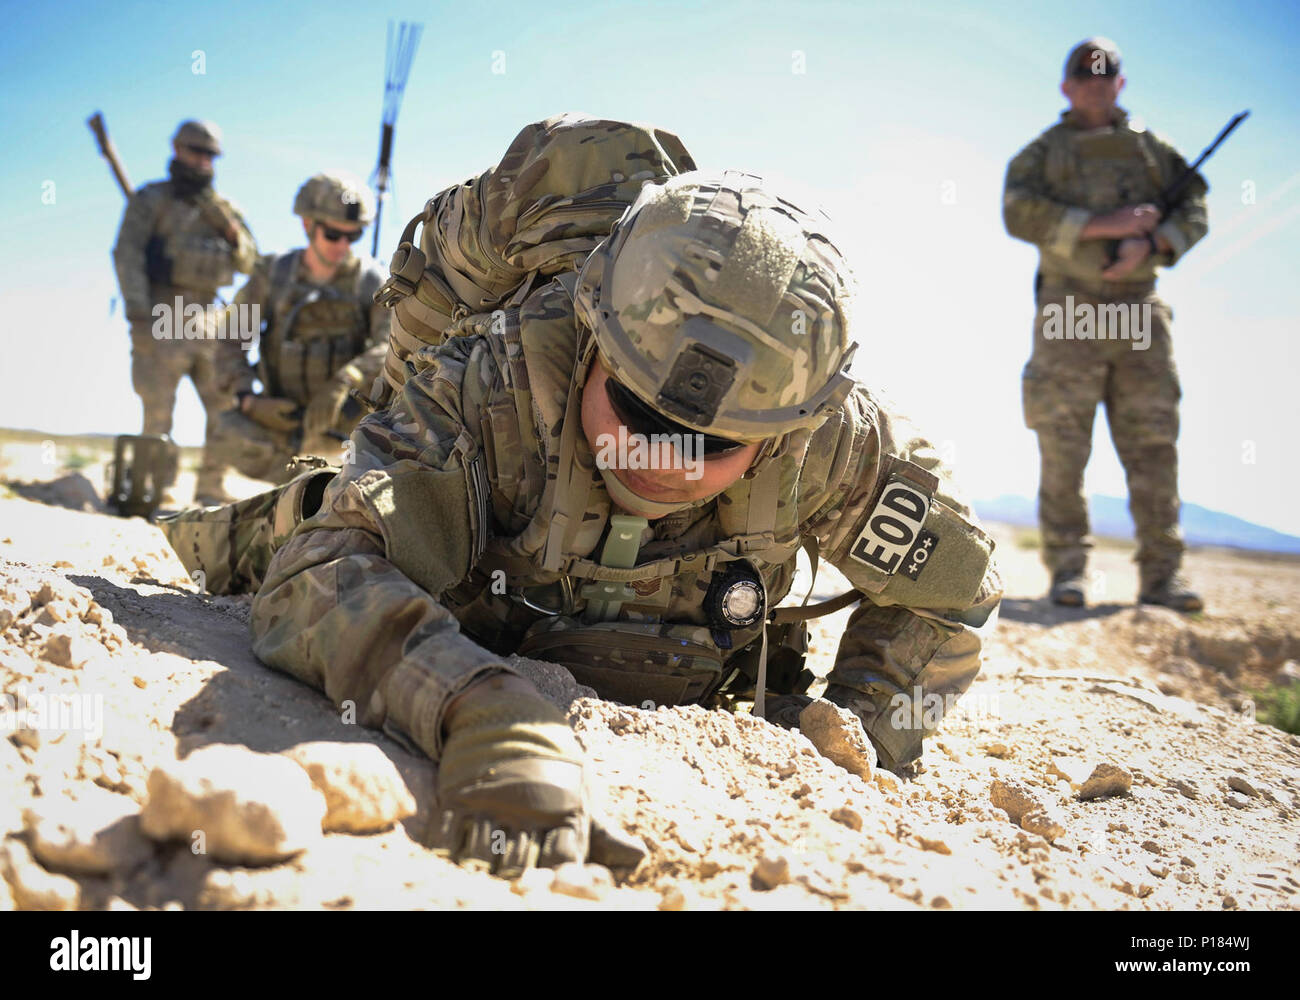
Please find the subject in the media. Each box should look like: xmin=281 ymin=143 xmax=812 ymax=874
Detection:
xmin=374 ymin=241 xmax=427 ymax=307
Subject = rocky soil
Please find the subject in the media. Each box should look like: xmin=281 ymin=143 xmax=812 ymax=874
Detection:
xmin=1 ymin=434 xmax=1297 ymax=910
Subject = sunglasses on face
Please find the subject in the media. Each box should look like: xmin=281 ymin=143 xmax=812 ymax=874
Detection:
xmin=316 ymin=222 xmax=365 ymax=243
xmin=605 ymin=376 xmax=749 ymax=456
xmin=182 ymin=144 xmax=217 ymax=158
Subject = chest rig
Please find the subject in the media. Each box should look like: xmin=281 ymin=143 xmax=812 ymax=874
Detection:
xmin=152 ymin=188 xmax=238 ymax=293
xmin=260 ymin=251 xmax=370 ymax=406
xmin=1043 ymin=118 xmax=1165 ymax=213
xmin=424 ymin=275 xmax=817 ymax=707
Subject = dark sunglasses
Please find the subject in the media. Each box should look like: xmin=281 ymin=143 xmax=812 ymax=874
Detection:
xmin=182 ymin=144 xmax=218 ymax=158
xmin=605 ymin=377 xmax=748 ymax=456
xmin=317 ymin=222 xmax=365 ymax=244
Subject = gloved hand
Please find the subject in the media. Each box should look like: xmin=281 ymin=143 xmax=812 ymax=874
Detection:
xmin=192 ymin=187 xmax=240 ymax=244
xmin=435 ymin=677 xmax=646 ymax=878
xmin=242 ymin=394 xmax=302 ymax=433
xmin=763 ymin=693 xmax=815 ymax=730
xmin=301 ymin=379 xmax=351 ymax=444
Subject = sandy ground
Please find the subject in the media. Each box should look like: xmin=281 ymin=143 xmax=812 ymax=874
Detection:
xmin=1 ymin=432 xmax=1297 ymax=910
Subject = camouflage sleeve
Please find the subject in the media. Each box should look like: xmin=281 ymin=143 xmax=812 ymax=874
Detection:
xmin=1002 ymin=132 xmax=1093 ymax=255
xmin=249 ymin=345 xmax=515 ymax=762
xmin=801 ymin=393 xmax=1003 ymax=771
xmin=214 ymin=256 xmax=271 ymax=395
xmin=1148 ymin=133 xmax=1209 ymax=265
xmin=219 ymin=195 xmax=258 ymax=275
xmin=112 ymin=186 xmax=159 ymax=322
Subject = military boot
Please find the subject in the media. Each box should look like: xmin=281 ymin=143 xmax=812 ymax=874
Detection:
xmin=194 ymin=469 xmax=235 ymax=507
xmin=1048 ymin=568 xmax=1086 ymax=607
xmin=1138 ymin=569 xmax=1203 ymax=613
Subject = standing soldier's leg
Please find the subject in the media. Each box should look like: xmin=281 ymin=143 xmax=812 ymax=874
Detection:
xmin=129 ymin=320 xmax=187 ymax=493
xmin=190 ymin=340 xmax=236 ymax=503
xmin=1104 ymin=297 xmax=1201 ymax=611
xmin=1022 ymin=291 xmax=1108 ymax=604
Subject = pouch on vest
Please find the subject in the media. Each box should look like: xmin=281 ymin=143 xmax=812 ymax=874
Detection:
xmin=168 ymin=233 xmax=235 ymax=291
xmin=516 ymin=618 xmax=725 ymax=708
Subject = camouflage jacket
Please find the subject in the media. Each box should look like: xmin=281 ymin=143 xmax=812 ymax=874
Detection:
xmin=1002 ymin=108 xmax=1208 ymax=288
xmin=249 ymin=277 xmax=1002 ymax=772
xmin=220 ymin=250 xmax=391 ymax=405
xmin=112 ymin=179 xmax=257 ymax=321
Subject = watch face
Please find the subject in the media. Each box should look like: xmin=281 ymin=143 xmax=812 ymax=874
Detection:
xmin=720 ymin=580 xmax=762 ymax=626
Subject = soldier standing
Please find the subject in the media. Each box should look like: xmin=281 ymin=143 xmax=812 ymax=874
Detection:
xmin=202 ymin=173 xmax=392 ymax=501
xmin=1003 ymin=38 xmax=1208 ymax=610
xmin=112 ymin=120 xmax=257 ymax=505
xmin=212 ymin=116 xmax=1003 ymax=876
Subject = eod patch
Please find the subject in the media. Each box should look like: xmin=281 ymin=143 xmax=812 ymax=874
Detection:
xmin=847 ymin=475 xmax=937 ymax=580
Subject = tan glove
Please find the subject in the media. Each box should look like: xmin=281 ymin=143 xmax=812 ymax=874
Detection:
xmin=242 ymin=394 xmax=301 ymax=433
xmin=192 ymin=187 xmax=240 ymax=244
xmin=301 ymin=380 xmax=351 ymax=444
xmin=435 ymin=680 xmax=646 ymax=878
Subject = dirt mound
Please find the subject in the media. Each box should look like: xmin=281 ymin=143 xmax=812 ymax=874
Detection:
xmin=1 ymin=445 xmax=1298 ymax=910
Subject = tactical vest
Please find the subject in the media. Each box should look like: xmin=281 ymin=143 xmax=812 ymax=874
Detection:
xmin=149 ymin=184 xmax=239 ymax=293
xmin=384 ymin=273 xmax=818 ymax=704
xmin=1038 ymin=116 xmax=1167 ymax=285
xmin=259 ymin=252 xmax=378 ymax=406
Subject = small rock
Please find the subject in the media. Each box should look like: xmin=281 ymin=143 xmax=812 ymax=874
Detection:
xmin=11 ymin=728 xmax=40 ymax=751
xmin=1224 ymin=792 xmax=1250 ymax=810
xmin=1168 ymin=777 xmax=1199 ymax=799
xmin=283 ymin=742 xmax=417 ymax=834
xmin=753 ymin=852 xmax=792 ymax=889
xmin=989 ymin=778 xmax=1047 ymax=823
xmin=874 ymin=770 xmax=900 ymax=794
xmin=550 ymin=862 xmax=612 ymax=902
xmin=1147 ymin=864 xmax=1170 ymax=879
xmin=1078 ymin=764 xmax=1132 ymax=800
xmin=139 ymin=745 xmax=326 ymax=864
xmin=1226 ymin=775 xmax=1259 ymax=798
xmin=24 ymin=787 xmax=151 ymax=874
xmin=35 ymin=601 xmax=73 ymax=625
xmin=916 ymin=832 xmax=953 ymax=854
xmin=982 ymin=742 xmax=1011 ymax=758
xmin=41 ymin=628 xmax=97 ymax=669
xmin=1141 ymin=839 xmax=1162 ymax=854
xmin=1222 ymin=894 xmax=1237 ymax=909
xmin=1019 ymin=809 xmax=1066 ymax=843
xmin=0 ymin=839 xmax=80 ymax=910
xmin=830 ymin=805 xmax=862 ymax=832
xmin=658 ymin=886 xmax=687 ymax=911
xmin=797 ymin=700 xmax=875 ymax=780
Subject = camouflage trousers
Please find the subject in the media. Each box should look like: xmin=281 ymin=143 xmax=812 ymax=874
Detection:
xmin=205 ymin=409 xmax=303 ymax=486
xmin=1021 ymin=281 xmax=1183 ymax=577
xmin=129 ymin=314 xmax=231 ymax=486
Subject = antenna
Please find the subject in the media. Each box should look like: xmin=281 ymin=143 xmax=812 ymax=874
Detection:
xmin=370 ymin=20 xmax=424 ymax=259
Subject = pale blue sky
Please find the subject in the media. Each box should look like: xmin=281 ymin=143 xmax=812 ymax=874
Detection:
xmin=1 ymin=0 xmax=1297 ymax=532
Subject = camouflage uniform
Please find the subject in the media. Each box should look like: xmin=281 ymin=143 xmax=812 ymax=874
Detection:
xmin=209 ymin=249 xmax=390 ymax=484
xmin=112 ymin=122 xmax=257 ymax=491
xmin=1004 ymin=96 xmax=1207 ymax=590
xmin=165 ymin=115 xmax=1002 ymax=777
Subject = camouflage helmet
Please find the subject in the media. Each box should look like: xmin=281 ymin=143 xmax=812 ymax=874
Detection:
xmin=173 ymin=120 xmax=223 ymax=155
xmin=573 ymin=170 xmax=856 ymax=443
xmin=293 ymin=171 xmax=374 ymax=225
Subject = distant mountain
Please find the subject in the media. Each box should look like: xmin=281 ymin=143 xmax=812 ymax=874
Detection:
xmin=974 ymin=494 xmax=1300 ymax=555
